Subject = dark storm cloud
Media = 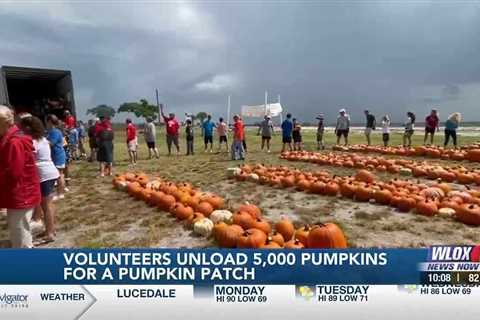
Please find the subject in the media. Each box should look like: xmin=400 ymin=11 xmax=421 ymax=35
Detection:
xmin=0 ymin=1 xmax=479 ymax=122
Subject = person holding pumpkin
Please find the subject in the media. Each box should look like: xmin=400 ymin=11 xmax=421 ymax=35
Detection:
xmin=403 ymin=111 xmax=416 ymax=147
xmin=160 ymin=104 xmax=180 ymax=156
xmin=19 ymin=115 xmax=59 ymax=245
xmin=231 ymin=114 xmax=245 ymax=160
xmin=0 ymin=105 xmax=41 ymax=248
xmin=424 ymin=109 xmax=439 ymax=145
xmin=444 ymin=112 xmax=461 ymax=149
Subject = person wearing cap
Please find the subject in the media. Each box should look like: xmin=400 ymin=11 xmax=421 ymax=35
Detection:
xmin=424 ymin=109 xmax=439 ymax=145
xmin=231 ymin=114 xmax=245 ymax=160
xmin=281 ymin=113 xmax=294 ymax=152
xmin=0 ymin=105 xmax=41 ymax=247
xmin=316 ymin=114 xmax=325 ymax=150
xmin=364 ymin=110 xmax=376 ymax=146
xmin=335 ymin=109 xmax=350 ymax=146
xmin=202 ymin=114 xmax=216 ymax=153
xmin=258 ymin=115 xmax=274 ymax=153
xmin=160 ymin=104 xmax=180 ymax=156
xmin=144 ymin=117 xmax=159 ymax=159
xmin=126 ymin=118 xmax=138 ymax=165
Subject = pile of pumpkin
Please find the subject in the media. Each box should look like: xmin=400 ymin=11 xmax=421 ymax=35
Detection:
xmin=229 ymin=164 xmax=480 ymax=226
xmin=280 ymin=151 xmax=480 ymax=185
xmin=332 ymin=144 xmax=480 ymax=163
xmin=112 ymin=172 xmax=348 ymax=249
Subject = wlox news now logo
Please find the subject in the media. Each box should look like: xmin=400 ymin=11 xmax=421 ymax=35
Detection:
xmin=0 ymin=293 xmax=29 ymax=309
xmin=428 ymin=245 xmax=480 ymax=262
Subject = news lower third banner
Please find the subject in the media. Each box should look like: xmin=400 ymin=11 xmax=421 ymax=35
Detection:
xmin=1 ymin=246 xmax=479 ymax=319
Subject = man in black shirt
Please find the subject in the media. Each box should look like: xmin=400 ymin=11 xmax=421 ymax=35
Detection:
xmin=364 ymin=110 xmax=376 ymax=145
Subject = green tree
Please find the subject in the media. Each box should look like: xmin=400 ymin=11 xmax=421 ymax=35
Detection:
xmin=196 ymin=111 xmax=208 ymax=124
xmin=118 ymin=99 xmax=158 ymax=120
xmin=86 ymin=104 xmax=116 ymax=118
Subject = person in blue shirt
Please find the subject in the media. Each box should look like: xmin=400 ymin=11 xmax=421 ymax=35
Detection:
xmin=202 ymin=114 xmax=216 ymax=152
xmin=281 ymin=113 xmax=293 ymax=153
xmin=77 ymin=121 xmax=87 ymax=159
xmin=46 ymin=114 xmax=67 ymax=199
xmin=444 ymin=112 xmax=461 ymax=149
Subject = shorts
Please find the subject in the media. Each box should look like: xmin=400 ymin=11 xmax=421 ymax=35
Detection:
xmin=282 ymin=136 xmax=292 ymax=144
xmin=404 ymin=129 xmax=414 ymax=137
xmin=219 ymin=136 xmax=227 ymax=143
xmin=425 ymin=127 xmax=435 ymax=134
xmin=127 ymin=138 xmax=138 ymax=152
xmin=317 ymin=132 xmax=324 ymax=142
xmin=166 ymin=134 xmax=179 ymax=147
xmin=146 ymin=141 xmax=155 ymax=149
xmin=336 ymin=129 xmax=349 ymax=137
xmin=382 ymin=133 xmax=390 ymax=142
xmin=6 ymin=208 xmax=33 ymax=248
xmin=55 ymin=164 xmax=66 ymax=170
xmin=204 ymin=136 xmax=213 ymax=144
xmin=262 ymin=136 xmax=271 ymax=141
xmin=40 ymin=179 xmax=57 ymax=198
xmin=293 ymin=134 xmax=302 ymax=143
xmin=365 ymin=127 xmax=373 ymax=135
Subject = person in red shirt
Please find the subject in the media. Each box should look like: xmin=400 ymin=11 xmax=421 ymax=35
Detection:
xmin=125 ymin=118 xmax=138 ymax=165
xmin=231 ymin=114 xmax=245 ymax=160
xmin=160 ymin=104 xmax=180 ymax=156
xmin=0 ymin=105 xmax=41 ymax=248
xmin=424 ymin=109 xmax=439 ymax=145
xmin=64 ymin=110 xmax=76 ymax=130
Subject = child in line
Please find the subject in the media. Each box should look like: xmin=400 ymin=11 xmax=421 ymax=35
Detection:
xmin=381 ymin=115 xmax=391 ymax=147
xmin=185 ymin=119 xmax=194 ymax=155
xmin=292 ymin=118 xmax=302 ymax=151
xmin=316 ymin=114 xmax=325 ymax=150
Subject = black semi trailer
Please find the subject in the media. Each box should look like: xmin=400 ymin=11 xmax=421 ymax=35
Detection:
xmin=0 ymin=65 xmax=76 ymax=120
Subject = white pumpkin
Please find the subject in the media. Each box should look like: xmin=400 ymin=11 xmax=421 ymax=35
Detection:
xmin=193 ymin=218 xmax=214 ymax=237
xmin=226 ymin=167 xmax=242 ymax=179
xmin=438 ymin=207 xmax=456 ymax=217
xmin=116 ymin=180 xmax=128 ymax=191
xmin=399 ymin=168 xmax=412 ymax=176
xmin=248 ymin=173 xmax=259 ymax=182
xmin=210 ymin=210 xmax=233 ymax=224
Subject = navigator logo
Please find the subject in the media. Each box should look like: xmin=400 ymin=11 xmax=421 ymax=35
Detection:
xmin=0 ymin=293 xmax=29 ymax=309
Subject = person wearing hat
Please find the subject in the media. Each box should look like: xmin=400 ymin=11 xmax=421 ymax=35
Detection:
xmin=144 ymin=117 xmax=159 ymax=159
xmin=364 ymin=109 xmax=376 ymax=146
xmin=258 ymin=115 xmax=274 ymax=153
xmin=424 ymin=108 xmax=439 ymax=145
xmin=125 ymin=118 xmax=138 ymax=165
xmin=335 ymin=109 xmax=350 ymax=146
xmin=316 ymin=114 xmax=325 ymax=150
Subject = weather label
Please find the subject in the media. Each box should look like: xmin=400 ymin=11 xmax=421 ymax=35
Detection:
xmin=214 ymin=285 xmax=268 ymax=303
xmin=316 ymin=285 xmax=370 ymax=303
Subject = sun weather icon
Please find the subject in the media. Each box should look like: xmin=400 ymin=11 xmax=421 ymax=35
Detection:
xmin=297 ymin=286 xmax=315 ymax=300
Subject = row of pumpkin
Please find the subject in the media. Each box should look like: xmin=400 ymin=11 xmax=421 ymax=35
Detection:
xmin=280 ymin=151 xmax=480 ymax=185
xmin=112 ymin=173 xmax=348 ymax=249
xmin=230 ymin=164 xmax=480 ymax=226
xmin=332 ymin=144 xmax=480 ymax=163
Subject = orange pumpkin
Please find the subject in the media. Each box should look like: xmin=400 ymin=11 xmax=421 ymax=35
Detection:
xmin=237 ymin=203 xmax=262 ymax=219
xmin=284 ymin=239 xmax=305 ymax=249
xmin=416 ymin=199 xmax=438 ymax=216
xmin=170 ymin=203 xmax=194 ymax=220
xmin=269 ymin=231 xmax=285 ymax=246
xmin=251 ymin=218 xmax=272 ymax=234
xmin=354 ymin=170 xmax=376 ymax=183
xmin=373 ymin=188 xmax=393 ymax=205
xmin=186 ymin=212 xmax=205 ymax=228
xmin=307 ymin=222 xmax=347 ymax=248
xmin=259 ymin=237 xmax=282 ymax=249
xmin=214 ymin=223 xmax=244 ymax=248
xmin=158 ymin=194 xmax=176 ymax=211
xmin=294 ymin=225 xmax=311 ymax=246
xmin=275 ymin=217 xmax=295 ymax=241
xmin=236 ymin=229 xmax=268 ymax=248
xmin=456 ymin=204 xmax=480 ymax=225
xmin=324 ymin=181 xmax=340 ymax=196
xmin=354 ymin=185 xmax=372 ymax=202
xmin=232 ymin=211 xmax=255 ymax=229
xmin=202 ymin=195 xmax=225 ymax=210
xmin=397 ymin=197 xmax=416 ymax=212
xmin=196 ymin=201 xmax=214 ymax=217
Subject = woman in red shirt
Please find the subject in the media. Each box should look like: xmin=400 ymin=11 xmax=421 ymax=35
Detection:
xmin=424 ymin=109 xmax=439 ymax=145
xmin=0 ymin=105 xmax=41 ymax=247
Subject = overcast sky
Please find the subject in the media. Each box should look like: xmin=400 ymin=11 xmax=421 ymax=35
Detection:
xmin=1 ymin=1 xmax=479 ymax=122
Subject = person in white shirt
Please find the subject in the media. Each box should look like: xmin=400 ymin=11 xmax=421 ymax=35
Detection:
xmin=403 ymin=111 xmax=416 ymax=147
xmin=335 ymin=108 xmax=350 ymax=146
xmin=381 ymin=115 xmax=391 ymax=147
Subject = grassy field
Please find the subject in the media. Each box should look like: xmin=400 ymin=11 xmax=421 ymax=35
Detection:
xmin=1 ymin=128 xmax=479 ymax=248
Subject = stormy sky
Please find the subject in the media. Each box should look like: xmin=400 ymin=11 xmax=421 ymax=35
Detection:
xmin=1 ymin=1 xmax=480 ymax=123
